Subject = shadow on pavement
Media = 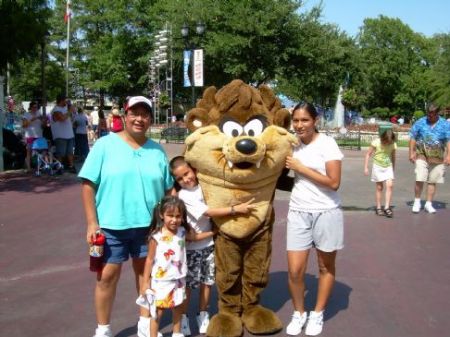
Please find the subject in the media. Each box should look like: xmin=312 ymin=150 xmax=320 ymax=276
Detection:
xmin=0 ymin=174 xmax=79 ymax=194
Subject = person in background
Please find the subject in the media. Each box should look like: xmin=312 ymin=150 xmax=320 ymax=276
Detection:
xmin=73 ymin=107 xmax=90 ymax=162
xmin=22 ymin=101 xmax=44 ymax=172
xmin=285 ymin=102 xmax=344 ymax=336
xmin=91 ymin=106 xmax=100 ymax=141
xmin=5 ymin=96 xmax=17 ymax=131
xmin=409 ymin=104 xmax=450 ymax=214
xmin=108 ymin=107 xmax=124 ymax=133
xmin=364 ymin=129 xmax=397 ymax=217
xmin=97 ymin=110 xmax=109 ymax=138
xmin=50 ymin=94 xmax=76 ymax=173
xmin=79 ymin=96 xmax=174 ymax=337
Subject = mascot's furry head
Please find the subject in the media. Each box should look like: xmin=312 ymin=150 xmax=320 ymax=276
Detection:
xmin=184 ymin=79 xmax=297 ymax=239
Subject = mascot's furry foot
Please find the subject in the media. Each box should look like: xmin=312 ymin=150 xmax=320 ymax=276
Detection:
xmin=206 ymin=313 xmax=243 ymax=337
xmin=242 ymin=305 xmax=283 ymax=335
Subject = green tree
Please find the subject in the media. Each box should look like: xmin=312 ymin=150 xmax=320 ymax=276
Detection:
xmin=275 ymin=7 xmax=359 ymax=106
xmin=426 ymin=33 xmax=450 ymax=107
xmin=357 ymin=15 xmax=430 ymax=113
xmin=0 ymin=0 xmax=50 ymax=74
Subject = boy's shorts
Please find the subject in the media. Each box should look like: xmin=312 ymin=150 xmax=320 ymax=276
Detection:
xmin=102 ymin=227 xmax=149 ymax=264
xmin=415 ymin=159 xmax=445 ymax=183
xmin=186 ymin=245 xmax=215 ymax=289
xmin=287 ymin=208 xmax=344 ymax=252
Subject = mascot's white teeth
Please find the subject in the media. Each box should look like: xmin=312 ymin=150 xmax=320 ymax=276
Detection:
xmin=256 ymin=159 xmax=263 ymax=168
xmin=228 ymin=160 xmax=234 ymax=168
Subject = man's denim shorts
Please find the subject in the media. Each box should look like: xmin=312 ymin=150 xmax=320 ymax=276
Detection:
xmin=102 ymin=227 xmax=150 ymax=264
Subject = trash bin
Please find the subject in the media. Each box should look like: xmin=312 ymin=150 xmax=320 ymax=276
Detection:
xmin=378 ymin=123 xmax=393 ymax=137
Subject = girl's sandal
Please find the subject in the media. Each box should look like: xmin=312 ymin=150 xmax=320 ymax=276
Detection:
xmin=384 ymin=207 xmax=393 ymax=218
xmin=375 ymin=208 xmax=385 ymax=216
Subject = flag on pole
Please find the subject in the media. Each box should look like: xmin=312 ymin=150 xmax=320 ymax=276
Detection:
xmin=64 ymin=0 xmax=71 ymax=23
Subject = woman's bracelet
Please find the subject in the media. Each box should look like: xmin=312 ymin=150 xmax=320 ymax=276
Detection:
xmin=230 ymin=205 xmax=236 ymax=215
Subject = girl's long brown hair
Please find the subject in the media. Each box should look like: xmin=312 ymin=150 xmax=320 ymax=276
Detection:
xmin=149 ymin=196 xmax=189 ymax=236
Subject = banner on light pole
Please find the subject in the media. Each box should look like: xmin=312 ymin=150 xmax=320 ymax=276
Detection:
xmin=183 ymin=50 xmax=191 ymax=87
xmin=193 ymin=49 xmax=203 ymax=87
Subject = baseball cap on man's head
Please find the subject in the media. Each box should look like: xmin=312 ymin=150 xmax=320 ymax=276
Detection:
xmin=125 ymin=96 xmax=153 ymax=114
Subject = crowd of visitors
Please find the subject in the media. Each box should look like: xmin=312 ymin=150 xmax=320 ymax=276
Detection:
xmin=1 ymin=93 xmax=129 ymax=174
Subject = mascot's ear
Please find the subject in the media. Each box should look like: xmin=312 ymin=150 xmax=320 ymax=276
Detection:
xmin=197 ymin=85 xmax=217 ymax=111
xmin=259 ymin=84 xmax=291 ymax=129
xmin=259 ymin=84 xmax=281 ymax=112
xmin=186 ymin=108 xmax=209 ymax=132
xmin=273 ymin=108 xmax=292 ymax=130
xmin=186 ymin=86 xmax=217 ymax=132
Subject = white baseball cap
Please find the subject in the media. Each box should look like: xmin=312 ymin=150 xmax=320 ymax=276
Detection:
xmin=125 ymin=96 xmax=153 ymax=112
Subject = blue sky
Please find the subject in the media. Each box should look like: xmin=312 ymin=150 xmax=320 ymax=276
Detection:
xmin=302 ymin=0 xmax=450 ymax=37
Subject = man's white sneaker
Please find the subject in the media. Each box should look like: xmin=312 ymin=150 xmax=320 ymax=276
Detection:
xmin=424 ymin=203 xmax=436 ymax=214
xmin=412 ymin=200 xmax=421 ymax=213
xmin=196 ymin=311 xmax=210 ymax=334
xmin=172 ymin=333 xmax=185 ymax=337
xmin=286 ymin=311 xmax=307 ymax=335
xmin=93 ymin=327 xmax=112 ymax=337
xmin=181 ymin=314 xmax=191 ymax=336
xmin=305 ymin=311 xmax=324 ymax=336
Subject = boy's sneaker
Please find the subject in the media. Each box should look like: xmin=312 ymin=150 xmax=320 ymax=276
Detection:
xmin=286 ymin=311 xmax=307 ymax=335
xmin=424 ymin=202 xmax=436 ymax=214
xmin=412 ymin=200 xmax=421 ymax=213
xmin=196 ymin=311 xmax=210 ymax=334
xmin=93 ymin=326 xmax=112 ymax=337
xmin=305 ymin=311 xmax=324 ymax=336
xmin=181 ymin=314 xmax=191 ymax=336
xmin=172 ymin=333 xmax=185 ymax=337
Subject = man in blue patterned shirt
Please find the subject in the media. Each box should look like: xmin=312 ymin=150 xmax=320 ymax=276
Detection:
xmin=409 ymin=104 xmax=450 ymax=213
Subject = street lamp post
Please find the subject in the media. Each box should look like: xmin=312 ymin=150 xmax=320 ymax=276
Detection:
xmin=181 ymin=22 xmax=205 ymax=108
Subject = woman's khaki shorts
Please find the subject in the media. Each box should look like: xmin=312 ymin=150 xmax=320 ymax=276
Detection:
xmin=415 ymin=159 xmax=445 ymax=183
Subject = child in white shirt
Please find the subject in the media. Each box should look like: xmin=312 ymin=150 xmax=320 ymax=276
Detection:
xmin=169 ymin=156 xmax=254 ymax=335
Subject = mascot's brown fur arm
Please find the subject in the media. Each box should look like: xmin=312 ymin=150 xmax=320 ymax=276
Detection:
xmin=184 ymin=80 xmax=298 ymax=337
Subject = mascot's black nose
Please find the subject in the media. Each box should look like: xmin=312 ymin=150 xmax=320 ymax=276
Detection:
xmin=236 ymin=138 xmax=257 ymax=155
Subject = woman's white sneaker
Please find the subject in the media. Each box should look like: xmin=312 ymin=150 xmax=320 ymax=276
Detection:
xmin=424 ymin=202 xmax=436 ymax=214
xmin=286 ymin=311 xmax=307 ymax=335
xmin=305 ymin=311 xmax=324 ymax=336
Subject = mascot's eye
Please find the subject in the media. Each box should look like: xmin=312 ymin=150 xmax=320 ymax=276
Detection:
xmin=222 ymin=121 xmax=243 ymax=137
xmin=244 ymin=118 xmax=264 ymax=137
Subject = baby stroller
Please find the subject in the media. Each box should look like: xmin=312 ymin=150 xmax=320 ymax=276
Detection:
xmin=31 ymin=137 xmax=63 ymax=176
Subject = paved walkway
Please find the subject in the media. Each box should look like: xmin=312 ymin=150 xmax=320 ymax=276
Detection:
xmin=0 ymin=144 xmax=448 ymax=337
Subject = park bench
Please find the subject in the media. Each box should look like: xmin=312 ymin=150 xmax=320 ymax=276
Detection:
xmin=159 ymin=126 xmax=189 ymax=144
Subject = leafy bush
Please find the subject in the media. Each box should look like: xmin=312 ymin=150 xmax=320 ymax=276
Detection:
xmin=413 ymin=110 xmax=425 ymax=120
xmin=371 ymin=107 xmax=390 ymax=119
